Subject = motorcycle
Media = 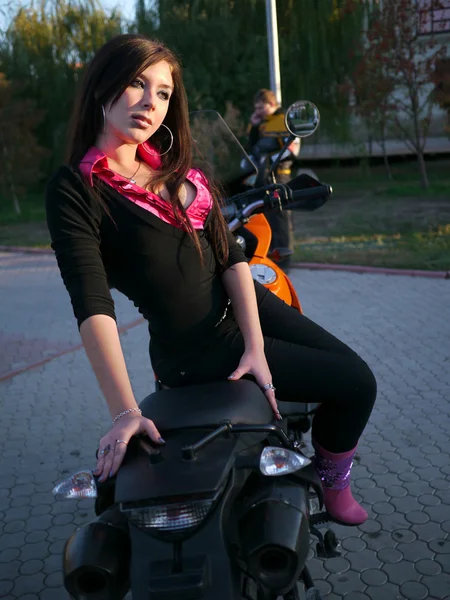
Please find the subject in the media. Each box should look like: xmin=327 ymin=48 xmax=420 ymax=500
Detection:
xmin=223 ymin=170 xmax=329 ymax=313
xmin=191 ymin=101 xmax=327 ymax=310
xmin=52 ymin=102 xmax=339 ymax=600
xmin=227 ymin=101 xmax=318 ymax=195
xmin=233 ymin=101 xmax=319 ymax=273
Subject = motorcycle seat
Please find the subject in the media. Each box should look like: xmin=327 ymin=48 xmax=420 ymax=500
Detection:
xmin=277 ymin=401 xmax=320 ymax=417
xmin=139 ymin=379 xmax=274 ymax=432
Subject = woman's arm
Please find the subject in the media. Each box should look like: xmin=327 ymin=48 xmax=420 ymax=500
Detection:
xmin=80 ymin=315 xmax=164 ymax=481
xmin=221 ymin=262 xmax=280 ymax=418
xmin=46 ymin=168 xmax=163 ymax=480
xmin=80 ymin=314 xmax=139 ymax=417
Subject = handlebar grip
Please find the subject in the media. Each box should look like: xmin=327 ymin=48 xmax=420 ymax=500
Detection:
xmin=290 ymin=185 xmax=331 ymax=202
xmin=286 ymin=184 xmax=332 ymax=212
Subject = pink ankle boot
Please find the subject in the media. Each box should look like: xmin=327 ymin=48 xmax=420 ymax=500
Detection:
xmin=312 ymin=439 xmax=368 ymax=525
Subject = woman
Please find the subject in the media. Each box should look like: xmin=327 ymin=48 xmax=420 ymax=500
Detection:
xmin=46 ymin=34 xmax=376 ymax=526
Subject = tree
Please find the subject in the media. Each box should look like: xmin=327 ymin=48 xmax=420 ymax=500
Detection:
xmin=0 ymin=0 xmax=122 ymax=180
xmin=0 ymin=73 xmax=47 ymax=213
xmin=342 ymin=3 xmax=396 ymax=179
xmin=434 ymin=55 xmax=450 ymax=134
xmin=358 ymin=0 xmax=448 ymax=188
xmin=135 ymin=0 xmax=269 ymax=115
xmin=277 ymin=0 xmax=366 ymax=142
xmin=135 ymin=0 xmax=365 ymax=141
xmin=341 ymin=58 xmax=395 ymax=179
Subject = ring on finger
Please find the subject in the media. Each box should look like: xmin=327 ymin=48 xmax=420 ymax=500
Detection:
xmin=99 ymin=443 xmax=112 ymax=457
xmin=262 ymin=383 xmax=276 ymax=392
xmin=115 ymin=439 xmax=128 ymax=446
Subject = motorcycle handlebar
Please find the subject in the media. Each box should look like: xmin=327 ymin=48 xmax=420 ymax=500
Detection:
xmin=287 ymin=184 xmax=332 ymax=211
xmin=221 ymin=203 xmax=239 ymax=221
xmin=227 ymin=198 xmax=266 ymax=232
xmin=224 ymin=179 xmax=332 ymax=230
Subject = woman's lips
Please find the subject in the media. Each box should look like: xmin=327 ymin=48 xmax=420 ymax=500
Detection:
xmin=131 ymin=116 xmax=151 ymax=129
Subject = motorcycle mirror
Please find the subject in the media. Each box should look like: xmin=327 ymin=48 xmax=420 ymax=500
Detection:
xmin=285 ymin=100 xmax=320 ymax=138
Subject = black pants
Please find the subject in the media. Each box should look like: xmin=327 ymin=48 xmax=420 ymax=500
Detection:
xmin=165 ymin=283 xmax=376 ymax=454
xmin=267 ymin=170 xmax=294 ymax=255
xmin=266 ymin=208 xmax=294 ymax=254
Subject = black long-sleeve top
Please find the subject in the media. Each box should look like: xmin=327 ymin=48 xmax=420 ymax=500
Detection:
xmin=45 ymin=165 xmax=246 ymax=380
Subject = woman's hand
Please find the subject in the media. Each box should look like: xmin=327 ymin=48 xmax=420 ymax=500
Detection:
xmin=228 ymin=347 xmax=281 ymax=420
xmin=94 ymin=414 xmax=165 ymax=482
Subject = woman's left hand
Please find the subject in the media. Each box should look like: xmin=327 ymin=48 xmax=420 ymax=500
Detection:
xmin=228 ymin=347 xmax=281 ymax=419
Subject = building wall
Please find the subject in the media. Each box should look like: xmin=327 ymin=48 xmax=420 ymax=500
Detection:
xmin=304 ymin=0 xmax=450 ymax=160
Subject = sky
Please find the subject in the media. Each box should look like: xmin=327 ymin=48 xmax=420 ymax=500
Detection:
xmin=102 ymin=0 xmax=137 ymax=18
xmin=0 ymin=0 xmax=142 ymax=31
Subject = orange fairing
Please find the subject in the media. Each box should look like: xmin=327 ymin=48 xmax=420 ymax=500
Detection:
xmin=245 ymin=214 xmax=272 ymax=258
xmin=285 ymin=273 xmax=302 ymax=313
xmin=246 ymin=214 xmax=302 ymax=312
xmin=250 ymin=256 xmax=293 ymax=306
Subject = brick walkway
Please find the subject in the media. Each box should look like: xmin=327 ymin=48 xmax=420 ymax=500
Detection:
xmin=0 ymin=252 xmax=449 ymax=599
xmin=0 ymin=252 xmax=142 ymax=381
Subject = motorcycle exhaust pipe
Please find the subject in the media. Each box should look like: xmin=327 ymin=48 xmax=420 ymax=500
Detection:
xmin=63 ymin=511 xmax=130 ymax=600
xmin=238 ymin=479 xmax=310 ymax=595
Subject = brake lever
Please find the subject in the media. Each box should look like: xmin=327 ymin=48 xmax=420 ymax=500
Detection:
xmin=267 ymin=184 xmax=291 ymax=211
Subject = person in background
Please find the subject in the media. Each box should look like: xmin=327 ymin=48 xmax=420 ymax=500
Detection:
xmin=248 ymin=89 xmax=295 ymax=271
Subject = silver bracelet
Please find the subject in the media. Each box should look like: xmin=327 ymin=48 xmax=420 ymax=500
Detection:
xmin=112 ymin=407 xmax=142 ymax=426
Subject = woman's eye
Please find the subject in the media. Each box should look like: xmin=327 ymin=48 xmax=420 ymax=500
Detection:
xmin=132 ymin=79 xmax=144 ymax=89
xmin=158 ymin=90 xmax=170 ymax=101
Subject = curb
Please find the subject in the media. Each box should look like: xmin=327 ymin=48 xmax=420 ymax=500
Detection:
xmin=0 ymin=245 xmax=52 ymax=254
xmin=291 ymin=262 xmax=450 ymax=279
xmin=1 ymin=245 xmax=448 ymax=279
xmin=0 ymin=317 xmax=145 ymax=382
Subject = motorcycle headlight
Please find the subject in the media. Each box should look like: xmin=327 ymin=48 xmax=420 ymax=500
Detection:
xmin=250 ymin=264 xmax=277 ymax=285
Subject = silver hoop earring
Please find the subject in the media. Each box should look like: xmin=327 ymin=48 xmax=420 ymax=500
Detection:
xmin=156 ymin=123 xmax=174 ymax=156
xmin=101 ymin=105 xmax=106 ymax=133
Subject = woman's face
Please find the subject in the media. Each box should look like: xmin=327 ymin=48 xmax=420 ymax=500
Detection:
xmin=104 ymin=60 xmax=174 ymax=145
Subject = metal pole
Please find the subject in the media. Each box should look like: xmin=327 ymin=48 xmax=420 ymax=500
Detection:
xmin=265 ymin=0 xmax=282 ymax=105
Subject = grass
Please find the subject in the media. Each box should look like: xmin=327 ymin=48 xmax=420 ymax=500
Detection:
xmin=311 ymin=158 xmax=450 ymax=197
xmin=1 ymin=158 xmax=449 ymax=270
xmin=0 ymin=192 xmax=46 ymax=225
xmin=381 ymin=181 xmax=450 ymax=197
xmin=291 ymin=158 xmax=450 ymax=270
xmin=0 ymin=192 xmax=50 ymax=247
xmin=293 ymin=226 xmax=450 ymax=271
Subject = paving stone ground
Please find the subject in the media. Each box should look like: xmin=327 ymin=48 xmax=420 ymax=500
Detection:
xmin=0 ymin=252 xmax=142 ymax=380
xmin=0 ymin=251 xmax=449 ymax=599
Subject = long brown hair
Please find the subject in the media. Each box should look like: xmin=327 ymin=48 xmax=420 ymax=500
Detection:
xmin=66 ymin=34 xmax=229 ymax=266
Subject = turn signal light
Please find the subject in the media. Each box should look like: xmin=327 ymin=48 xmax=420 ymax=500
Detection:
xmin=260 ymin=447 xmax=311 ymax=476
